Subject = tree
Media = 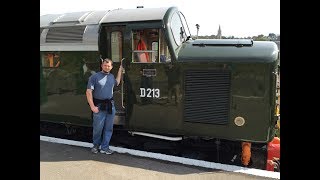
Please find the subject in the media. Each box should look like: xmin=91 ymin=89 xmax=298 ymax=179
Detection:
xmin=195 ymin=34 xmax=279 ymax=41
xmin=253 ymin=34 xmax=269 ymax=41
xmin=268 ymin=33 xmax=277 ymax=41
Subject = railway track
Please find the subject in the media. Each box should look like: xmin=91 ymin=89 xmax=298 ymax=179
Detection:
xmin=40 ymin=121 xmax=269 ymax=171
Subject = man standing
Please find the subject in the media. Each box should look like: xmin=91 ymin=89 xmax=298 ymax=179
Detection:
xmin=86 ymin=58 xmax=123 ymax=154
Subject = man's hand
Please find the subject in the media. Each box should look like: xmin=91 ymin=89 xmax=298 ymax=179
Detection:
xmin=120 ymin=58 xmax=125 ymax=69
xmin=91 ymin=106 xmax=99 ymax=113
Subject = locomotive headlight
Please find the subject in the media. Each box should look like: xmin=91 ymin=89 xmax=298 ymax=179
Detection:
xmin=234 ymin=116 xmax=245 ymax=126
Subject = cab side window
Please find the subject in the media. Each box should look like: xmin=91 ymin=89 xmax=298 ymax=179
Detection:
xmin=111 ymin=31 xmax=123 ymax=62
xmin=160 ymin=31 xmax=171 ymax=63
xmin=132 ymin=29 xmax=170 ymax=63
xmin=41 ymin=52 xmax=61 ymax=68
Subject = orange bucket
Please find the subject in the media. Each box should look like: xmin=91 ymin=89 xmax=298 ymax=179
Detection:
xmin=266 ymin=137 xmax=280 ymax=171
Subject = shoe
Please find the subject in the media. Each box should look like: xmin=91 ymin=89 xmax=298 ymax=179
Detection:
xmin=91 ymin=145 xmax=99 ymax=154
xmin=100 ymin=149 xmax=114 ymax=155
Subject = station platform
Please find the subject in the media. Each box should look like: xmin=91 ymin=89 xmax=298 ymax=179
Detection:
xmin=40 ymin=137 xmax=279 ymax=180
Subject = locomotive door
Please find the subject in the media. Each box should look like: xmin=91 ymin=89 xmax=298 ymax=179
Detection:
xmin=104 ymin=26 xmax=126 ymax=125
xmin=125 ymin=28 xmax=178 ymax=131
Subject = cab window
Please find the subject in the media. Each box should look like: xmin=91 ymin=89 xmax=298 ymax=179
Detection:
xmin=132 ymin=29 xmax=171 ymax=63
xmin=170 ymin=12 xmax=188 ymax=46
xmin=41 ymin=52 xmax=61 ymax=68
xmin=111 ymin=31 xmax=123 ymax=62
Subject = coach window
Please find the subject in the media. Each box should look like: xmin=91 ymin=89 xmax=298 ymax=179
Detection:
xmin=111 ymin=31 xmax=123 ymax=62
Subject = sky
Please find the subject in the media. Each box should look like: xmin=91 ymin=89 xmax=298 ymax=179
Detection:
xmin=40 ymin=0 xmax=280 ymax=38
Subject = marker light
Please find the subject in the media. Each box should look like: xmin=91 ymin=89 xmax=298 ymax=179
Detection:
xmin=234 ymin=116 xmax=245 ymax=126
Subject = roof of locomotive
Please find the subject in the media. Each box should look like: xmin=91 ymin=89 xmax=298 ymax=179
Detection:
xmin=40 ymin=7 xmax=173 ymax=28
xmin=40 ymin=7 xmax=176 ymax=51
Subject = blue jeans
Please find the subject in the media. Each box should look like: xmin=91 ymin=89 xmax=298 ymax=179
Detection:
xmin=92 ymin=103 xmax=116 ymax=151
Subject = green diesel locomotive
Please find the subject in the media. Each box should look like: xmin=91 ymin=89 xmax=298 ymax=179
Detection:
xmin=40 ymin=6 xmax=280 ymax=169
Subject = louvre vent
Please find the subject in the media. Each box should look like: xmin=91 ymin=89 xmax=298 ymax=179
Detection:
xmin=184 ymin=70 xmax=230 ymax=125
xmin=46 ymin=26 xmax=86 ymax=43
